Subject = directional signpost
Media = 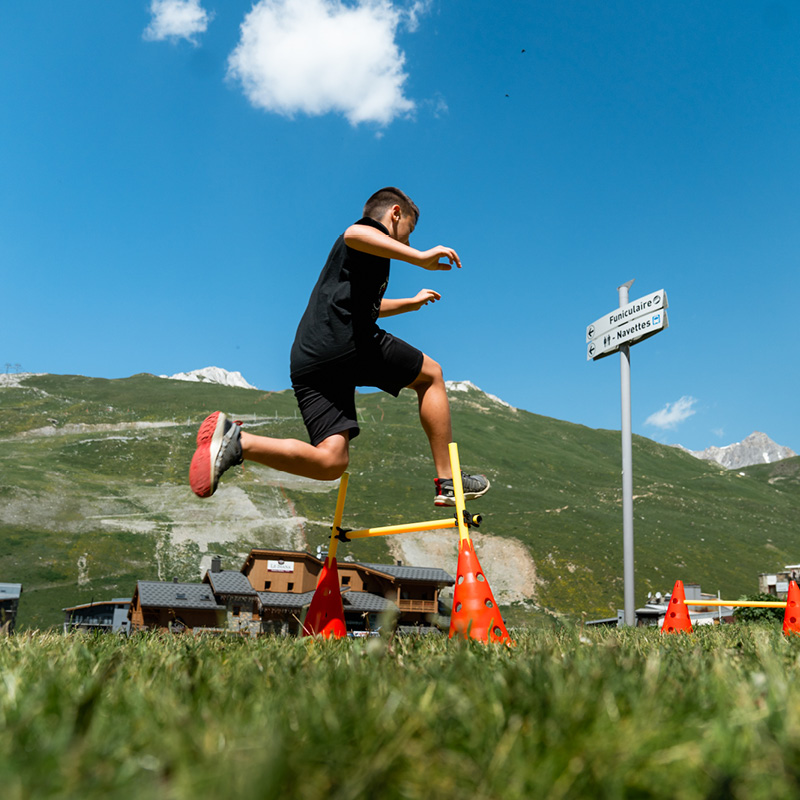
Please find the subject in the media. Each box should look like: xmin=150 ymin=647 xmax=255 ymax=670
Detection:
xmin=586 ymin=310 xmax=668 ymax=361
xmin=586 ymin=281 xmax=669 ymax=626
xmin=586 ymin=288 xmax=668 ymax=361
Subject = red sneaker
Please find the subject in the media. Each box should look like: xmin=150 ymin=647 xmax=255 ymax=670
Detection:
xmin=189 ymin=411 xmax=243 ymax=498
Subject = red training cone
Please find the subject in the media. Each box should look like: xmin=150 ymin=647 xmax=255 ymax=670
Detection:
xmin=661 ymin=580 xmax=693 ymax=634
xmin=449 ymin=539 xmax=513 ymax=645
xmin=783 ymin=580 xmax=800 ymax=636
xmin=302 ymin=557 xmax=346 ymax=638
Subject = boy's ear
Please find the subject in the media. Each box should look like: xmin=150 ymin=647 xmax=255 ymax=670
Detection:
xmin=377 ymin=203 xmax=402 ymax=229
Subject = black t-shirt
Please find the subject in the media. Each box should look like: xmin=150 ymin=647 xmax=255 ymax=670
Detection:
xmin=290 ymin=217 xmax=390 ymax=377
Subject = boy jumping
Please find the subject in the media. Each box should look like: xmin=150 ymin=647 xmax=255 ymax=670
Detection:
xmin=189 ymin=187 xmax=490 ymax=507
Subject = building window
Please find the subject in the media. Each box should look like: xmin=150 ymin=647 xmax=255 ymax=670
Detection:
xmin=264 ymin=581 xmax=271 ymax=590
xmin=342 ymin=576 xmax=351 ymax=585
xmin=287 ymin=582 xmax=294 ymax=591
xmin=232 ymin=606 xmax=241 ymax=617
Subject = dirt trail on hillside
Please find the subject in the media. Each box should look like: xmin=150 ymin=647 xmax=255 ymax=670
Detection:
xmin=387 ymin=530 xmax=540 ymax=605
xmin=9 ymin=421 xmax=180 ymax=440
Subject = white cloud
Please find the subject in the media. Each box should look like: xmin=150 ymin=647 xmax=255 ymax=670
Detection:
xmin=644 ymin=396 xmax=698 ymax=430
xmin=404 ymin=0 xmax=432 ymax=32
xmin=143 ymin=0 xmax=212 ymax=44
xmin=227 ymin=0 xmax=416 ymax=126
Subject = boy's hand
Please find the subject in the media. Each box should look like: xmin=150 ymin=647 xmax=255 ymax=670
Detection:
xmin=417 ymin=246 xmax=461 ymax=271
xmin=378 ymin=289 xmax=442 ymax=318
xmin=410 ymin=289 xmax=441 ymax=310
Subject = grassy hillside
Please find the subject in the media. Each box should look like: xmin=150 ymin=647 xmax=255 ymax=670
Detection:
xmin=1 ymin=373 xmax=798 ymax=628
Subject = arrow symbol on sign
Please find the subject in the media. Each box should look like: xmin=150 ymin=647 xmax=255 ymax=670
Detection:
xmin=587 ymin=325 xmax=595 ymax=338
xmin=588 ymin=343 xmax=595 ymax=356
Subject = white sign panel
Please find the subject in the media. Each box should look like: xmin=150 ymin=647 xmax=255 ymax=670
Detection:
xmin=587 ymin=310 xmax=668 ymax=360
xmin=586 ymin=289 xmax=668 ymax=343
xmin=267 ymin=559 xmax=294 ymax=573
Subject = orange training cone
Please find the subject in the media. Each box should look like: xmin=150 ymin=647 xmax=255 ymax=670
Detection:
xmin=449 ymin=539 xmax=513 ymax=645
xmin=661 ymin=580 xmax=693 ymax=634
xmin=783 ymin=580 xmax=800 ymax=636
xmin=302 ymin=557 xmax=346 ymax=638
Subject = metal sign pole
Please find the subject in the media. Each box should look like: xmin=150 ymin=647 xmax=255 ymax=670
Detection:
xmin=618 ymin=279 xmax=635 ymax=626
xmin=586 ymin=281 xmax=669 ymax=626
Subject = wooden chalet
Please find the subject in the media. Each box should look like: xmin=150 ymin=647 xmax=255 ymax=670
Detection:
xmin=129 ymin=580 xmax=226 ymax=633
xmin=203 ymin=558 xmax=260 ymax=635
xmin=63 ymin=598 xmax=131 ymax=634
xmin=0 ymin=583 xmax=22 ymax=634
xmin=243 ymin=549 xmax=454 ymax=633
xmin=241 ymin=549 xmax=324 ymax=633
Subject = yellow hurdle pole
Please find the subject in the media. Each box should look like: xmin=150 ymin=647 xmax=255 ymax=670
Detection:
xmin=684 ymin=599 xmax=787 ymax=608
xmin=448 ymin=442 xmax=470 ymax=543
xmin=340 ymin=517 xmax=457 ymax=540
xmin=326 ymin=472 xmax=349 ymax=567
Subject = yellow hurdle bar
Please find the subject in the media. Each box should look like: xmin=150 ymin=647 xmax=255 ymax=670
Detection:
xmin=341 ymin=517 xmax=457 ymax=540
xmin=326 ymin=472 xmax=350 ymax=565
xmin=684 ymin=599 xmax=787 ymax=608
xmin=326 ymin=442 xmax=479 ymax=547
xmin=448 ymin=442 xmax=471 ymax=543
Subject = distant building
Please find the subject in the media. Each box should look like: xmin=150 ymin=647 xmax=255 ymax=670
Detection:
xmin=129 ymin=580 xmax=226 ymax=633
xmin=0 ymin=583 xmax=23 ymax=633
xmin=203 ymin=557 xmax=260 ymax=635
xmin=63 ymin=599 xmax=131 ymax=634
xmin=126 ymin=549 xmax=454 ymax=636
xmin=339 ymin=561 xmax=452 ymax=629
xmin=241 ymin=549 xmax=325 ymax=634
xmin=588 ymin=583 xmax=734 ymax=627
xmin=634 ymin=583 xmax=733 ymax=627
xmin=758 ymin=565 xmax=800 ymax=599
xmin=243 ymin=549 xmax=453 ymax=634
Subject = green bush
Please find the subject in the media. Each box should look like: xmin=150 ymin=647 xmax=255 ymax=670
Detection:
xmin=733 ymin=593 xmax=785 ymax=624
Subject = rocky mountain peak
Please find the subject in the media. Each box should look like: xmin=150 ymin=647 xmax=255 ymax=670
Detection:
xmin=687 ymin=431 xmax=796 ymax=470
xmin=160 ymin=366 xmax=258 ymax=390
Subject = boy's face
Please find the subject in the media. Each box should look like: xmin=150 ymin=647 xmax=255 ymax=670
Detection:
xmin=391 ymin=209 xmax=417 ymax=245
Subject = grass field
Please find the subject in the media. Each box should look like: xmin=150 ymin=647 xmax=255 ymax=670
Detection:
xmin=3 ymin=624 xmax=800 ymax=799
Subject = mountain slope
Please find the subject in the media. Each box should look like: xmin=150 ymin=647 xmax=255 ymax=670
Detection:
xmin=1 ymin=373 xmax=798 ymax=629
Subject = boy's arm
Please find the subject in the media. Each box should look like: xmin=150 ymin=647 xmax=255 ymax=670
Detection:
xmin=379 ymin=289 xmax=441 ymax=318
xmin=344 ymin=224 xmax=461 ymax=270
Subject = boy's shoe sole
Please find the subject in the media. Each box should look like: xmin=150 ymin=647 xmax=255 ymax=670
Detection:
xmin=434 ymin=475 xmax=491 ymax=507
xmin=189 ymin=411 xmax=229 ymax=498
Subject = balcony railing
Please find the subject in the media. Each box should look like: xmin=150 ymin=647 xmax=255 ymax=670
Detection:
xmin=397 ymin=599 xmax=437 ymax=613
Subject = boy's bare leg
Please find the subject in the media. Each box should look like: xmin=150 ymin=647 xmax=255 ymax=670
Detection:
xmin=408 ymin=354 xmax=453 ymax=479
xmin=240 ymin=431 xmax=350 ymax=481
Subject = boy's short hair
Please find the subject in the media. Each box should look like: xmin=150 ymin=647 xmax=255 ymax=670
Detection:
xmin=363 ymin=187 xmax=420 ymax=223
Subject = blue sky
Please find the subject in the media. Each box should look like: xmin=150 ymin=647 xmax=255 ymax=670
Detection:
xmin=2 ymin=1 xmax=799 ymax=454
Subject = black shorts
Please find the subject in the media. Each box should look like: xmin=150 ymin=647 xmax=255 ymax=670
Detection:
xmin=291 ymin=331 xmax=424 ymax=447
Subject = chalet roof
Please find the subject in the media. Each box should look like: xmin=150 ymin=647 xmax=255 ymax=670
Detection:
xmin=204 ymin=570 xmax=257 ymax=596
xmin=0 ymin=583 xmax=22 ymax=600
xmin=256 ymin=589 xmax=396 ymax=613
xmin=257 ymin=591 xmax=316 ymax=609
xmin=342 ymin=591 xmax=396 ymax=612
xmin=240 ymin=549 xmax=452 ymax=585
xmin=136 ymin=581 xmax=225 ymax=611
xmin=63 ymin=599 xmax=131 ymax=612
xmin=355 ymin=562 xmax=454 ymax=585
